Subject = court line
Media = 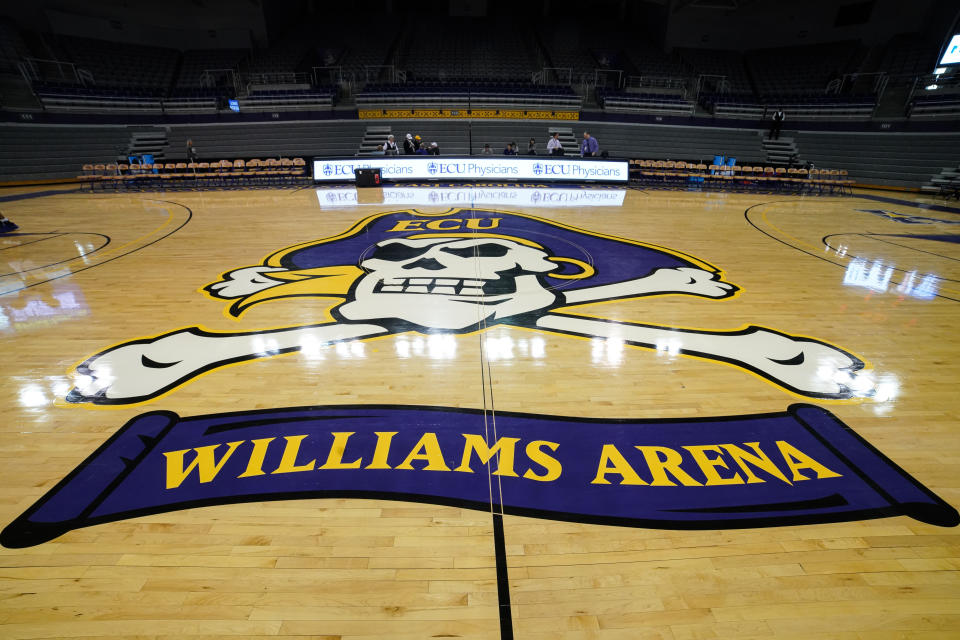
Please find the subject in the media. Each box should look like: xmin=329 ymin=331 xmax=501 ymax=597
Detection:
xmin=744 ymin=201 xmax=960 ymax=303
xmin=0 ymin=233 xmax=65 ymax=251
xmin=820 ymin=234 xmax=960 ymax=283
xmin=468 ymin=204 xmax=515 ymax=640
xmin=0 ymin=232 xmax=111 ymax=278
xmin=0 ymin=199 xmax=192 ymax=297
xmin=862 ymin=234 xmax=960 ymax=264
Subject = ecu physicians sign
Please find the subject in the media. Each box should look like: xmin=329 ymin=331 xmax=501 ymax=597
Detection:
xmin=313 ymin=157 xmax=629 ymax=183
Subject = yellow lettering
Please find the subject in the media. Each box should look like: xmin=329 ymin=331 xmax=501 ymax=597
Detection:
xmin=455 ymin=434 xmax=520 ymax=476
xmin=683 ymin=445 xmax=744 ymax=486
xmin=387 ymin=219 xmax=426 ymax=232
xmin=396 ymin=432 xmax=451 ymax=471
xmin=776 ymin=441 xmax=842 ymax=481
xmin=365 ymin=431 xmax=397 ymax=469
xmin=164 ymin=441 xmax=244 ymax=489
xmin=319 ymin=432 xmax=363 ymax=469
xmin=721 ymin=442 xmax=792 ymax=485
xmin=425 ymin=219 xmax=463 ymax=230
xmin=636 ymin=446 xmax=702 ymax=487
xmin=237 ymin=437 xmax=275 ymax=478
xmin=271 ymin=435 xmax=316 ymax=474
xmin=591 ymin=444 xmax=648 ymax=485
xmin=465 ymin=218 xmax=501 ymax=230
xmin=523 ymin=440 xmax=562 ymax=482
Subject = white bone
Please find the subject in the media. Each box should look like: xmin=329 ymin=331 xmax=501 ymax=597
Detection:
xmin=562 ymin=267 xmax=735 ymax=305
xmin=68 ymin=323 xmax=389 ymax=404
xmin=207 ymin=266 xmax=288 ymax=299
xmin=534 ymin=313 xmax=863 ymax=398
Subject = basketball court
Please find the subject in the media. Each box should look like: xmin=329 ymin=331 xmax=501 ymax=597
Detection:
xmin=1 ymin=183 xmax=958 ymax=638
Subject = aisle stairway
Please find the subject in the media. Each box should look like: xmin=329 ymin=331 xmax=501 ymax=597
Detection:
xmin=357 ymin=125 xmax=392 ymax=156
xmin=762 ymin=136 xmax=801 ymax=166
xmin=122 ymin=127 xmax=168 ymax=163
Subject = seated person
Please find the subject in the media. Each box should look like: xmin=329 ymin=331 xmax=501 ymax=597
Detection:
xmin=482 ymin=144 xmax=493 ymax=155
xmin=503 ymin=142 xmax=517 ymax=156
xmin=371 ymin=144 xmax=386 ymax=156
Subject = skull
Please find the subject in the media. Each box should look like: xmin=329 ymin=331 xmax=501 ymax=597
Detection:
xmin=337 ymin=237 xmax=560 ymax=330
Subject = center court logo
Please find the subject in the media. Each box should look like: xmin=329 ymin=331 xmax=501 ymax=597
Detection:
xmin=2 ymin=207 xmax=955 ymax=548
xmin=68 ymin=208 xmax=869 ymax=404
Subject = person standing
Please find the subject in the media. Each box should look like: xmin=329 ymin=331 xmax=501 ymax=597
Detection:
xmin=580 ymin=131 xmax=599 ymax=157
xmin=546 ymin=132 xmax=564 ymax=156
xmin=383 ymin=135 xmax=399 ymax=155
xmin=403 ymin=133 xmax=416 ymax=155
xmin=186 ymin=138 xmax=198 ymax=162
xmin=769 ymin=109 xmax=785 ymax=140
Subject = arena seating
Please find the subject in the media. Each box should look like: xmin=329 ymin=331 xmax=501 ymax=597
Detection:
xmin=78 ymin=157 xmax=310 ymax=192
xmin=238 ymin=87 xmax=336 ymax=112
xmin=908 ymin=92 xmax=960 ymax=118
xmin=400 ymin=19 xmax=537 ymax=81
xmin=356 ymin=82 xmax=581 ymax=111
xmin=0 ymin=124 xmax=130 ymax=181
xmin=175 ymin=49 xmax=246 ymax=88
xmin=630 ymin=159 xmax=853 ymax=195
xmin=793 ymin=130 xmax=960 ymax=189
xmin=55 ymin=36 xmax=177 ymax=89
xmin=595 ymin=88 xmax=695 ymax=115
xmin=747 ymin=42 xmax=864 ymax=97
xmin=879 ymin=34 xmax=940 ymax=87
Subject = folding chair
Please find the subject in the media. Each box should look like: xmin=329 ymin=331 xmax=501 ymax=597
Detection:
xmin=280 ymin=158 xmax=295 ymax=186
xmin=103 ymin=164 xmax=122 ymax=191
xmin=292 ymin=158 xmax=307 ymax=184
xmin=78 ymin=164 xmax=96 ymax=192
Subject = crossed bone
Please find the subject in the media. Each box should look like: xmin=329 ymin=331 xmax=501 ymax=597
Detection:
xmin=67 ymin=239 xmax=864 ymax=405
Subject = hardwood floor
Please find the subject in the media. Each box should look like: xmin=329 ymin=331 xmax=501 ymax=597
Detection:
xmin=0 ymin=184 xmax=957 ymax=639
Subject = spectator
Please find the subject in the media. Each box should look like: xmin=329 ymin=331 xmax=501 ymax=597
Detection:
xmin=0 ymin=210 xmax=17 ymax=234
xmin=547 ymin=132 xmax=564 ymax=156
xmin=769 ymin=109 xmax=785 ymax=140
xmin=384 ymin=135 xmax=399 ymax=155
xmin=414 ymin=135 xmax=422 ymax=152
xmin=403 ymin=133 xmax=416 ymax=155
xmin=481 ymin=144 xmax=493 ymax=155
xmin=186 ymin=138 xmax=198 ymax=162
xmin=429 ymin=142 xmax=440 ymax=156
xmin=415 ymin=143 xmax=429 ymax=155
xmin=580 ymin=132 xmax=599 ymax=157
xmin=504 ymin=142 xmax=518 ymax=156
xmin=527 ymin=138 xmax=537 ymax=155
xmin=371 ymin=144 xmax=386 ymax=156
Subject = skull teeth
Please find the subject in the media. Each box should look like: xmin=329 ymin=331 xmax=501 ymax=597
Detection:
xmin=376 ymin=278 xmax=494 ymax=296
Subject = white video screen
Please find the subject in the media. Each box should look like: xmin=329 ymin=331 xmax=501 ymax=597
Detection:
xmin=940 ymin=34 xmax=960 ymax=65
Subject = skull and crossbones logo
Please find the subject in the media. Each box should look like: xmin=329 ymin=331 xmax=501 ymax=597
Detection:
xmin=67 ymin=210 xmax=866 ymax=404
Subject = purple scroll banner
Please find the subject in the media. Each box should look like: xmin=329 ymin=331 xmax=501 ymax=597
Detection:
xmin=2 ymin=403 xmax=956 ymax=547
